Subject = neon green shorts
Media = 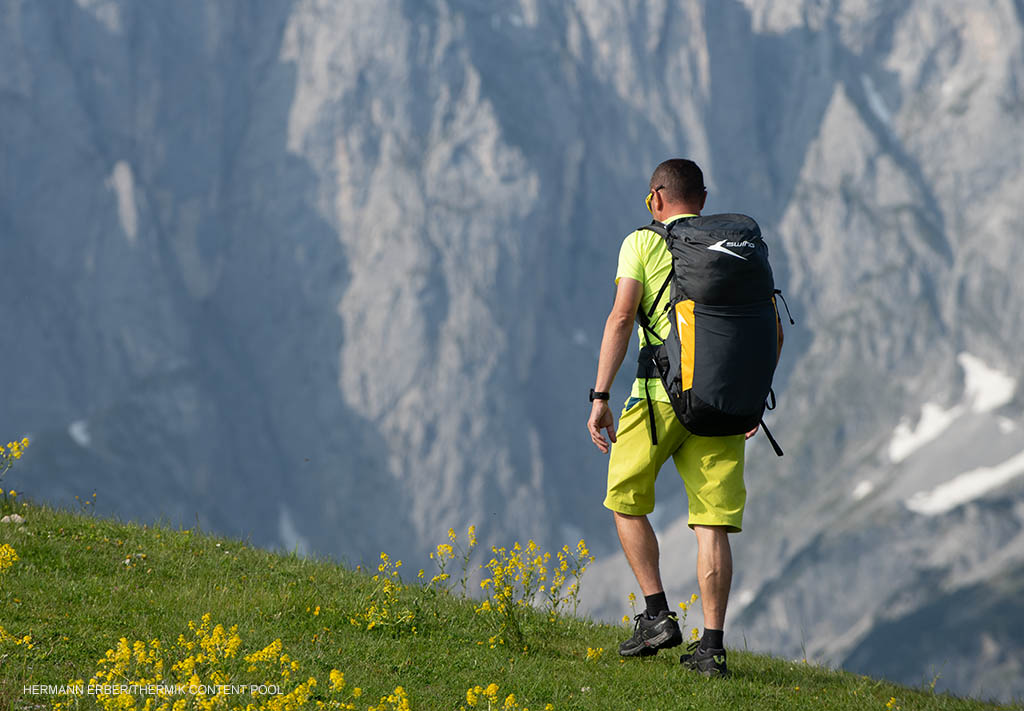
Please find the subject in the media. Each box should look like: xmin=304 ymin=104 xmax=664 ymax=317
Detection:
xmin=603 ymin=397 xmax=747 ymax=532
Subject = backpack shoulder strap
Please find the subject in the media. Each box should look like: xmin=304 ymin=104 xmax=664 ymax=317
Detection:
xmin=640 ymin=220 xmax=670 ymax=240
xmin=631 ymin=220 xmax=681 ymax=447
xmin=636 ymin=217 xmax=690 ymax=242
xmin=633 ymin=220 xmax=681 ymax=324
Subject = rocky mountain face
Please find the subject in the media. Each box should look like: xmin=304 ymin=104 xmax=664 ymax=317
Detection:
xmin=3 ymin=0 xmax=1022 ymax=701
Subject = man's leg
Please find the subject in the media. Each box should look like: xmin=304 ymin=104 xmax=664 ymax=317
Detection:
xmin=674 ymin=430 xmax=743 ymax=677
xmin=605 ymin=401 xmax=686 ymax=657
xmin=605 ymin=399 xmax=685 ymax=603
xmin=694 ymin=524 xmax=732 ymax=631
xmin=613 ymin=510 xmax=682 ymax=656
xmin=677 ymin=524 xmax=733 ymax=676
xmin=613 ymin=511 xmax=664 ymax=596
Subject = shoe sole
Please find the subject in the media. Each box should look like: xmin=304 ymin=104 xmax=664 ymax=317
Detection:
xmin=680 ymin=663 xmax=730 ymax=678
xmin=681 ymin=657 xmax=730 ymax=678
xmin=619 ymin=645 xmax=658 ymax=657
xmin=695 ymin=668 xmax=730 ymax=678
xmin=619 ymin=628 xmax=683 ymax=657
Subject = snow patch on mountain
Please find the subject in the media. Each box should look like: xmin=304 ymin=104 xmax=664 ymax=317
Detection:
xmin=905 ymin=449 xmax=1024 ymax=516
xmin=734 ymin=588 xmax=757 ymax=613
xmin=860 ymin=74 xmax=892 ymax=126
xmin=852 ymin=480 xmax=875 ymax=500
xmin=68 ymin=420 xmax=91 ymax=448
xmin=888 ymin=353 xmax=1016 ymax=463
xmin=958 ymin=353 xmax=1016 ymax=414
xmin=74 ymin=0 xmax=122 ymax=34
xmin=106 ymin=161 xmax=138 ymax=242
xmin=889 ymin=402 xmax=962 ymax=463
xmin=278 ymin=505 xmax=311 ymax=557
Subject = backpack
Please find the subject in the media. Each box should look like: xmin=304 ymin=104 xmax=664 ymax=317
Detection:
xmin=633 ymin=213 xmax=792 ymax=455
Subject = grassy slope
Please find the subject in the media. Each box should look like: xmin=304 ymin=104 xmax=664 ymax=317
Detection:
xmin=0 ymin=498 xmax=1020 ymax=711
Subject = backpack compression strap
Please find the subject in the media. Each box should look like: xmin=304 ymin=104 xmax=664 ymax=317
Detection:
xmin=760 ymin=390 xmax=784 ymax=456
xmin=759 ymin=419 xmax=784 ymax=456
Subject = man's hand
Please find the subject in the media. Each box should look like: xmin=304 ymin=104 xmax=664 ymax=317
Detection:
xmin=588 ymin=400 xmax=617 ymax=453
xmin=745 ymin=424 xmax=759 ymax=440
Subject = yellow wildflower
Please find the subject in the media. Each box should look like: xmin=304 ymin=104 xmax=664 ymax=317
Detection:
xmin=0 ymin=544 xmax=18 ymax=573
xmin=243 ymin=638 xmax=282 ymax=666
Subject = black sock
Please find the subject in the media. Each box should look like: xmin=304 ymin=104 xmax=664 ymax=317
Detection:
xmin=644 ymin=591 xmax=668 ymax=617
xmin=701 ymin=628 xmax=724 ymax=650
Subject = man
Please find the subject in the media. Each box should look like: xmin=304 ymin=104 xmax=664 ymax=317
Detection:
xmin=587 ymin=158 xmax=773 ymax=678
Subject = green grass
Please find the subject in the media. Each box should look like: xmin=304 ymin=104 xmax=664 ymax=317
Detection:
xmin=0 ymin=496 xmax=1019 ymax=711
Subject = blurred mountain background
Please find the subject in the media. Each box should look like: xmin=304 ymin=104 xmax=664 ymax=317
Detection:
xmin=2 ymin=0 xmax=1022 ymax=701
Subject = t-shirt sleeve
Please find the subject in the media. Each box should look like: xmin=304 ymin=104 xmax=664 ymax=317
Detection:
xmin=614 ymin=231 xmax=644 ymax=285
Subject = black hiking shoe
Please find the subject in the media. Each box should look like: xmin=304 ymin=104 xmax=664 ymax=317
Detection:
xmin=680 ymin=640 xmax=729 ymax=677
xmin=618 ymin=610 xmax=683 ymax=657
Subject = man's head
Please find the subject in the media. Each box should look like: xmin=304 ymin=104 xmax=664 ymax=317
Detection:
xmin=647 ymin=158 xmax=707 ymax=220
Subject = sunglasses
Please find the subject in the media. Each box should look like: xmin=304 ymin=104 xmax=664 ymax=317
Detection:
xmin=645 ymin=185 xmax=665 ymax=215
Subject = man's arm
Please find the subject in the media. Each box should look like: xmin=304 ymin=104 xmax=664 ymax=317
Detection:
xmin=588 ymin=277 xmax=643 ymax=453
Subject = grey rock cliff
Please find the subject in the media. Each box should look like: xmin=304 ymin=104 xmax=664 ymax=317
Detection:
xmin=2 ymin=0 xmax=1022 ymax=700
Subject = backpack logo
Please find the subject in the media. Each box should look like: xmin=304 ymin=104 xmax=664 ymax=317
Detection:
xmin=708 ymin=239 xmax=750 ymax=261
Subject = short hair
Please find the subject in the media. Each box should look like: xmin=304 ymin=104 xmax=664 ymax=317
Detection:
xmin=650 ymin=159 xmax=705 ymax=203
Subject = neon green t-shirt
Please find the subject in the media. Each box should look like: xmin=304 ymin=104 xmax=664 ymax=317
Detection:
xmin=614 ymin=214 xmax=696 ymax=404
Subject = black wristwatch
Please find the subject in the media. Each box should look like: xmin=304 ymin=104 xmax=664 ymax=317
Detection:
xmin=589 ymin=388 xmax=610 ymax=402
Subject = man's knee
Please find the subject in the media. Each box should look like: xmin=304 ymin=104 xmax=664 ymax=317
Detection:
xmin=613 ymin=511 xmax=646 ymax=522
xmin=693 ymin=524 xmax=730 ymax=533
xmin=693 ymin=524 xmax=733 ymax=552
xmin=693 ymin=524 xmax=732 ymax=539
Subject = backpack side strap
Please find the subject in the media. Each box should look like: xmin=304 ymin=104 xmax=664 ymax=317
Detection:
xmin=759 ymin=418 xmax=784 ymax=457
xmin=644 ymin=377 xmax=658 ymax=446
xmin=773 ymin=289 xmax=795 ymax=325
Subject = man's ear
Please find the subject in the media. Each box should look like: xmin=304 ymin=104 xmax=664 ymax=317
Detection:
xmin=699 ymin=189 xmax=708 ymax=211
